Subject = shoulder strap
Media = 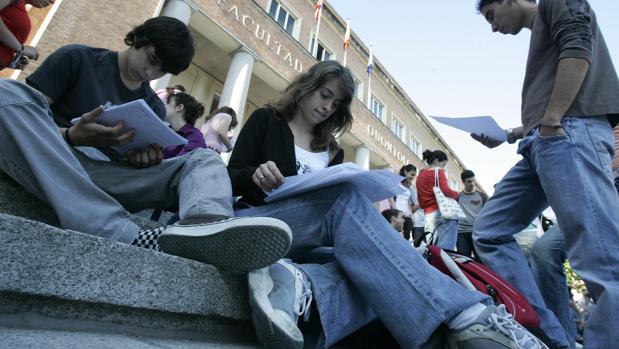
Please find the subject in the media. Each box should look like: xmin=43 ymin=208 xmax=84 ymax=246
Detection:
xmin=434 ymin=167 xmax=439 ymax=187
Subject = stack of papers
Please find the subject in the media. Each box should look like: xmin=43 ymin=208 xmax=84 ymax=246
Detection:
xmin=71 ymin=99 xmax=188 ymax=154
xmin=265 ymin=162 xmax=405 ymax=203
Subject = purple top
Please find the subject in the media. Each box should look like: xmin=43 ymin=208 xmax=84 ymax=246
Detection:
xmin=162 ymin=124 xmax=207 ymax=159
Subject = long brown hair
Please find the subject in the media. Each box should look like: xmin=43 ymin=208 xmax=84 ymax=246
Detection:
xmin=269 ymin=60 xmax=355 ymax=151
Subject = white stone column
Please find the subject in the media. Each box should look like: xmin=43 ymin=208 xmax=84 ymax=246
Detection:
xmin=219 ymin=47 xmax=257 ymax=128
xmin=354 ymin=146 xmax=371 ymax=170
xmin=150 ymin=0 xmax=193 ymax=91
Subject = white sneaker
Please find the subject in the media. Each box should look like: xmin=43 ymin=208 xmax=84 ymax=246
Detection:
xmin=248 ymin=259 xmax=312 ymax=349
xmin=159 ymin=216 xmax=292 ymax=271
xmin=446 ymin=305 xmax=549 ymax=349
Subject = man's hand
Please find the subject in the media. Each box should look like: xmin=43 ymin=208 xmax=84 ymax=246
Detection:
xmin=539 ymin=125 xmax=566 ymax=137
xmin=126 ymin=144 xmax=163 ymax=168
xmin=68 ymin=106 xmax=135 ymax=147
xmin=471 ymin=133 xmax=504 ymax=149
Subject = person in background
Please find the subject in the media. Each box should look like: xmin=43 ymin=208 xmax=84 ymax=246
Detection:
xmin=381 ymin=208 xmax=405 ymax=236
xmin=457 ymin=169 xmax=487 ymax=257
xmin=394 ymin=164 xmax=416 ymax=241
xmin=201 ymin=106 xmax=238 ymax=153
xmin=162 ymin=91 xmax=206 ymax=159
xmin=416 ymin=149 xmax=460 ymax=249
xmin=0 ymin=0 xmax=55 ymax=70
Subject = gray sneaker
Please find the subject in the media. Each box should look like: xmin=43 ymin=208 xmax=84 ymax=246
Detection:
xmin=159 ymin=216 xmax=292 ymax=271
xmin=248 ymin=259 xmax=313 ymax=349
xmin=446 ymin=305 xmax=549 ymax=349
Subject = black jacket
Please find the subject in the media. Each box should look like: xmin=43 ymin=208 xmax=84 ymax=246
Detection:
xmin=228 ymin=107 xmax=344 ymax=206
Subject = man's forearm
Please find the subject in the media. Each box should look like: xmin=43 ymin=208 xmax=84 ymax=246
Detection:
xmin=542 ymin=57 xmax=590 ymax=125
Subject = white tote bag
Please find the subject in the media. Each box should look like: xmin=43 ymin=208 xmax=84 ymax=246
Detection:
xmin=433 ymin=167 xmax=465 ymax=220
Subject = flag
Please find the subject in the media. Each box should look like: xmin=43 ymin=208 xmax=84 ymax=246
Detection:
xmin=367 ymin=46 xmax=373 ymax=74
xmin=314 ymin=0 xmax=323 ymax=21
xmin=343 ymin=19 xmax=351 ymax=49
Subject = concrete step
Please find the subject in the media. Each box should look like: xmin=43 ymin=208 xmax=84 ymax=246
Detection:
xmin=0 ymin=211 xmax=258 ymax=347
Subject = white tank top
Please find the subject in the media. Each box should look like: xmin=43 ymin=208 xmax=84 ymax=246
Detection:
xmin=294 ymin=145 xmax=329 ymax=174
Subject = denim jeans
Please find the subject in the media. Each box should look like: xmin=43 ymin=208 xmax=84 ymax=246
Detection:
xmin=236 ymin=183 xmax=488 ymax=349
xmin=474 ymin=116 xmax=619 ymax=349
xmin=0 ymin=79 xmax=233 ymax=242
xmin=456 ymin=231 xmax=477 ymax=258
xmin=424 ymin=210 xmax=458 ymax=250
xmin=530 ymin=225 xmax=575 ymax=349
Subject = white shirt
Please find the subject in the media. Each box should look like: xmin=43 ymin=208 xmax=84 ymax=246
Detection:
xmin=395 ymin=183 xmax=413 ymax=217
xmin=295 ymin=145 xmax=329 ymax=174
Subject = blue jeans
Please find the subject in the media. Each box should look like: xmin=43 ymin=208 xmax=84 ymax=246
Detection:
xmin=424 ymin=210 xmax=458 ymax=250
xmin=530 ymin=225 xmax=576 ymax=349
xmin=236 ymin=183 xmax=488 ymax=349
xmin=473 ymin=116 xmax=619 ymax=349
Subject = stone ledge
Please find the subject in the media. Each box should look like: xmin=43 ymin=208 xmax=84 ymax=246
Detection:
xmin=0 ymin=213 xmax=251 ymax=326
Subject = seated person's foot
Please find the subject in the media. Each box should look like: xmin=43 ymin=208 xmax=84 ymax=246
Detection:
xmin=248 ymin=259 xmax=312 ymax=349
xmin=132 ymin=227 xmax=164 ymax=251
xmin=158 ymin=215 xmax=292 ymax=271
xmin=446 ymin=304 xmax=548 ymax=349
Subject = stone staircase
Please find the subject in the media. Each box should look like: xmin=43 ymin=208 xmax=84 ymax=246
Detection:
xmin=0 ymin=172 xmax=260 ymax=348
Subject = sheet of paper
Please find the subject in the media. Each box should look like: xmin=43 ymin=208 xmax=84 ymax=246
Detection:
xmin=265 ymin=162 xmax=405 ymax=203
xmin=430 ymin=115 xmax=507 ymax=141
xmin=71 ymin=100 xmax=187 ymax=154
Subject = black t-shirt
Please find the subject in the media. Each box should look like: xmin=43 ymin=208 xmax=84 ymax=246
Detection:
xmin=26 ymin=44 xmax=165 ymax=128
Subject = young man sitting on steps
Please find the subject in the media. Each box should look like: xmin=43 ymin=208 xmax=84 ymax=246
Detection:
xmin=0 ymin=16 xmax=291 ymax=272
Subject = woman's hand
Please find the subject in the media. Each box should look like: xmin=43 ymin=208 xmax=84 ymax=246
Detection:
xmin=21 ymin=45 xmax=39 ymax=60
xmin=253 ymin=161 xmax=285 ymax=192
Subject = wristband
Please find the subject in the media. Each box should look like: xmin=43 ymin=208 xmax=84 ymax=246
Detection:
xmin=506 ymin=128 xmax=516 ymax=144
xmin=64 ymin=127 xmax=75 ymax=147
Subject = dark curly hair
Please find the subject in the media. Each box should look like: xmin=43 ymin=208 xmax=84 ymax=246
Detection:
xmin=167 ymin=92 xmax=205 ymax=125
xmin=124 ymin=17 xmax=194 ymax=75
xmin=422 ymin=149 xmax=448 ymax=165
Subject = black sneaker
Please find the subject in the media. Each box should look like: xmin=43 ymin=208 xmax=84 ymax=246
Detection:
xmin=158 ymin=216 xmax=292 ymax=271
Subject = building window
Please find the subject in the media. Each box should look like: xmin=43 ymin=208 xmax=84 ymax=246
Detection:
xmin=409 ymin=136 xmax=422 ymax=158
xmin=392 ymin=117 xmax=405 ymax=141
xmin=370 ymin=96 xmax=385 ymax=123
xmin=355 ymin=79 xmax=364 ymax=101
xmin=268 ymin=0 xmax=296 ymax=36
xmin=310 ymin=37 xmax=332 ymax=61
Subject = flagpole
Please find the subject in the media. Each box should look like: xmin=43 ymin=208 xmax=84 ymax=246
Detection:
xmin=366 ymin=45 xmax=373 ymax=109
xmin=312 ymin=1 xmax=323 ymax=58
xmin=342 ymin=18 xmax=350 ymax=67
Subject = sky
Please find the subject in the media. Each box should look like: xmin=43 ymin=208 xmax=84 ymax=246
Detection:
xmin=328 ymin=0 xmax=619 ymax=194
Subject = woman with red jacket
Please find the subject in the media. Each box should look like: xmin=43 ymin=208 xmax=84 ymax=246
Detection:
xmin=0 ymin=0 xmax=54 ymax=70
xmin=416 ymin=149 xmax=460 ymax=249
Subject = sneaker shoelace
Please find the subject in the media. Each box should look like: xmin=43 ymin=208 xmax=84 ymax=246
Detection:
xmin=484 ymin=307 xmax=542 ymax=349
xmin=293 ymin=270 xmax=313 ymax=322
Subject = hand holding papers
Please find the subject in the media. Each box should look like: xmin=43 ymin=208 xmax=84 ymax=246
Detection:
xmin=71 ymin=100 xmax=187 ymax=154
xmin=265 ymin=162 xmax=405 ymax=203
xmin=430 ymin=115 xmax=507 ymax=142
